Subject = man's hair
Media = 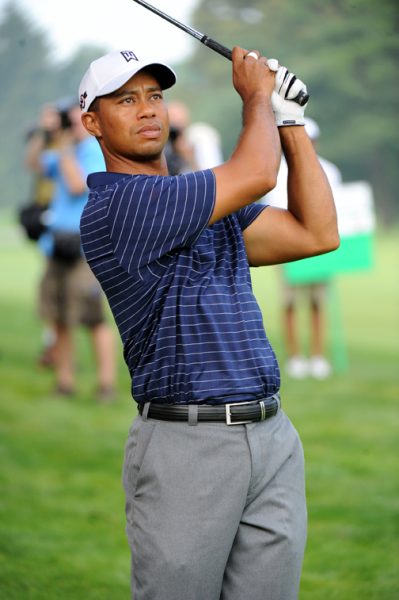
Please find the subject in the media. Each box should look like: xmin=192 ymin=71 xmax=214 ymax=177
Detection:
xmin=88 ymin=97 xmax=101 ymax=113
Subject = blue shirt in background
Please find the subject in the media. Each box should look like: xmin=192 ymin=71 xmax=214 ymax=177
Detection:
xmin=81 ymin=169 xmax=280 ymax=405
xmin=39 ymin=136 xmax=105 ymax=256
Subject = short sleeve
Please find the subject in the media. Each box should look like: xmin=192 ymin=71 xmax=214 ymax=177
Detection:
xmin=236 ymin=203 xmax=268 ymax=231
xmin=106 ymin=169 xmax=215 ymax=275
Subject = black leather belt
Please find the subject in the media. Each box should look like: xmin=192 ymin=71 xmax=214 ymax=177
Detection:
xmin=138 ymin=394 xmax=280 ymax=426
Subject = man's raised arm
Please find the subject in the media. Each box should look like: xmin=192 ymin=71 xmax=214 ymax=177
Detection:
xmin=210 ymin=47 xmax=281 ymax=224
xmin=244 ymin=125 xmax=340 ymax=266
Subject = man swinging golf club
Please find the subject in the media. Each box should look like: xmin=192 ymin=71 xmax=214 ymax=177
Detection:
xmin=78 ymin=44 xmax=339 ymax=599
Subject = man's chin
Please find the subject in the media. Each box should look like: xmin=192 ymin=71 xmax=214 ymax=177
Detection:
xmin=130 ymin=149 xmax=163 ymax=163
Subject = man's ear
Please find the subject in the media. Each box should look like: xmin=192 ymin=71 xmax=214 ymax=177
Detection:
xmin=81 ymin=112 xmax=102 ymax=139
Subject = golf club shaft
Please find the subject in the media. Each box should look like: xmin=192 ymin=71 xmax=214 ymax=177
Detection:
xmin=131 ymin=0 xmax=309 ymax=106
xmin=132 ymin=0 xmax=232 ymax=58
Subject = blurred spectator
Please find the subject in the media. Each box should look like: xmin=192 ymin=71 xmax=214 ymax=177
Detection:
xmin=165 ymin=100 xmax=198 ymax=174
xmin=186 ymin=121 xmax=224 ymax=169
xmin=24 ymin=103 xmax=61 ymax=210
xmin=23 ymin=103 xmax=63 ymax=367
xmin=266 ymin=117 xmax=342 ymax=379
xmin=27 ymin=101 xmax=116 ymax=400
xmin=166 ymin=100 xmax=223 ymax=173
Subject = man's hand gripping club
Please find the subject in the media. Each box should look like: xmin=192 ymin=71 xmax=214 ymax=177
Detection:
xmin=246 ymin=55 xmax=308 ymax=127
xmin=266 ymin=59 xmax=309 ymax=127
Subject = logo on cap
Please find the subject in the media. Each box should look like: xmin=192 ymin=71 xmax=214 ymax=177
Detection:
xmin=120 ymin=51 xmax=138 ymax=63
xmin=80 ymin=91 xmax=87 ymax=109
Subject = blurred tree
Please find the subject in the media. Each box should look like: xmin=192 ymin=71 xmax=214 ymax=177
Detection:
xmin=0 ymin=3 xmax=51 ymax=206
xmin=0 ymin=2 xmax=106 ymax=210
xmin=172 ymin=0 xmax=399 ymax=223
xmin=0 ymin=0 xmax=397 ymax=222
xmin=54 ymin=45 xmax=109 ymax=105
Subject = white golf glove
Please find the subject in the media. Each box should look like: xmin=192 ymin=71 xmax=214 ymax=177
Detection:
xmin=271 ymin=66 xmax=308 ymax=127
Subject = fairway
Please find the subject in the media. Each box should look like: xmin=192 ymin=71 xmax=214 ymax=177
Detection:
xmin=1 ymin=216 xmax=398 ymax=599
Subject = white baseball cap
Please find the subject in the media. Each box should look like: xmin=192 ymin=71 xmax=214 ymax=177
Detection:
xmin=79 ymin=50 xmax=176 ymax=112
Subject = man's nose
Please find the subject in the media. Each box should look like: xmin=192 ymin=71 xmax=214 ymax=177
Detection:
xmin=137 ymin=100 xmax=156 ymax=118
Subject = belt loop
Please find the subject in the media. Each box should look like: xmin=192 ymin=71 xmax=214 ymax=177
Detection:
xmin=188 ymin=405 xmax=198 ymax=426
xmin=142 ymin=402 xmax=151 ymax=422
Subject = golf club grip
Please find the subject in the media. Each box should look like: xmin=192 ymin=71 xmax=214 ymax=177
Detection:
xmin=201 ymin=36 xmax=233 ymax=61
xmin=201 ymin=36 xmax=309 ymax=106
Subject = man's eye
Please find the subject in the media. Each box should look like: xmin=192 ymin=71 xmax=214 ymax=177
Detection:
xmin=122 ymin=97 xmax=134 ymax=104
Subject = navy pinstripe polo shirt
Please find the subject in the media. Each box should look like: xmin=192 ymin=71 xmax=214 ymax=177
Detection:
xmin=80 ymin=169 xmax=280 ymax=405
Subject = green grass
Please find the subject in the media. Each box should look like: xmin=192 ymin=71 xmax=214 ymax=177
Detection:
xmin=1 ymin=215 xmax=398 ymax=599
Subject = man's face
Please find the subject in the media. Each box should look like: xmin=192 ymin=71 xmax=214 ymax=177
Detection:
xmin=85 ymin=70 xmax=169 ymax=162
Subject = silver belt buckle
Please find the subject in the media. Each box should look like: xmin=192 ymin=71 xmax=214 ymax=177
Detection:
xmin=225 ymin=400 xmax=259 ymax=426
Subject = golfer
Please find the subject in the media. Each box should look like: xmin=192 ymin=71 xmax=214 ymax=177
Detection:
xmin=78 ymin=47 xmax=339 ymax=599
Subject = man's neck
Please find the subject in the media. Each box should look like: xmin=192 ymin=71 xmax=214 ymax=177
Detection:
xmin=104 ymin=153 xmax=169 ymax=176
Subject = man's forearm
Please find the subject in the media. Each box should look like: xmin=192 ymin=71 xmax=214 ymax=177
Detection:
xmin=231 ymin=92 xmax=281 ymax=190
xmin=280 ymin=126 xmax=339 ymax=252
xmin=210 ymin=95 xmax=280 ymax=225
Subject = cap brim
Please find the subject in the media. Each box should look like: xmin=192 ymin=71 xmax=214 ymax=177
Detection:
xmin=96 ymin=62 xmax=176 ymax=99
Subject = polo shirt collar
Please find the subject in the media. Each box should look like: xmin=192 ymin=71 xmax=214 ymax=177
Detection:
xmin=87 ymin=171 xmax=134 ymax=188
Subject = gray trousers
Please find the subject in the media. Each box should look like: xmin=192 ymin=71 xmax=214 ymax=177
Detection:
xmin=122 ymin=408 xmax=307 ymax=600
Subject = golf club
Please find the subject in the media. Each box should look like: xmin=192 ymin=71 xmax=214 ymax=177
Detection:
xmin=131 ymin=0 xmax=309 ymax=106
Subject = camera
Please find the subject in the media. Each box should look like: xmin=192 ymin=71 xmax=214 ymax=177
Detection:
xmin=169 ymin=126 xmax=182 ymax=143
xmin=59 ymin=108 xmax=72 ymax=130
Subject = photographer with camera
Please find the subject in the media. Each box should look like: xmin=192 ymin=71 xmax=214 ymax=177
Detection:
xmin=23 ymin=102 xmax=64 ymax=367
xmin=164 ymin=100 xmax=198 ymax=174
xmin=22 ymin=103 xmax=62 ymax=243
xmin=27 ymin=101 xmax=116 ymax=400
